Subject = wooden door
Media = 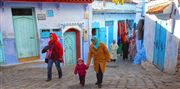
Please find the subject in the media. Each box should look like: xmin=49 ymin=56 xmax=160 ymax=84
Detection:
xmin=64 ymin=32 xmax=76 ymax=64
xmin=12 ymin=8 xmax=38 ymax=59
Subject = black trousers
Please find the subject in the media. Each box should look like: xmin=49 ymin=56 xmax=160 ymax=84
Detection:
xmin=96 ymin=64 xmax=103 ymax=84
xmin=79 ymin=75 xmax=85 ymax=85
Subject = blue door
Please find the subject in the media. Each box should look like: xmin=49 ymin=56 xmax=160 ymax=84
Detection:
xmin=159 ymin=26 xmax=166 ymax=71
xmin=105 ymin=21 xmax=114 ymax=51
xmin=13 ymin=16 xmax=39 ymax=59
xmin=108 ymin=27 xmax=113 ymax=50
xmin=12 ymin=8 xmax=38 ymax=60
xmin=153 ymin=22 xmax=166 ymax=71
xmin=99 ymin=27 xmax=106 ymax=44
xmin=153 ymin=22 xmax=160 ymax=67
xmin=92 ymin=22 xmax=100 ymax=28
xmin=64 ymin=32 xmax=76 ymax=65
xmin=0 ymin=31 xmax=4 ymax=64
xmin=92 ymin=22 xmax=100 ymax=38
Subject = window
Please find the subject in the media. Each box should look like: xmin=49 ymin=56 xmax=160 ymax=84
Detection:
xmin=12 ymin=8 xmax=32 ymax=16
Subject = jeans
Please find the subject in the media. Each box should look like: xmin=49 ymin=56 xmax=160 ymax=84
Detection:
xmin=47 ymin=59 xmax=62 ymax=80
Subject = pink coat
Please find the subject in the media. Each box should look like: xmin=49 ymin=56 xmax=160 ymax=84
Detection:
xmin=74 ymin=64 xmax=87 ymax=76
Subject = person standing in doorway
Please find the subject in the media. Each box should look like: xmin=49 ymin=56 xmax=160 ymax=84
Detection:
xmin=122 ymin=39 xmax=129 ymax=61
xmin=46 ymin=33 xmax=63 ymax=81
xmin=86 ymin=36 xmax=111 ymax=88
xmin=110 ymin=40 xmax=119 ymax=62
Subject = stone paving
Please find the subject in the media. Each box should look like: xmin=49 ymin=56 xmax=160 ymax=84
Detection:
xmin=1 ymin=58 xmax=180 ymax=89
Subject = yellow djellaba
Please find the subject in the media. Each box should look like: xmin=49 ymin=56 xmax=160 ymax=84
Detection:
xmin=112 ymin=0 xmax=125 ymax=5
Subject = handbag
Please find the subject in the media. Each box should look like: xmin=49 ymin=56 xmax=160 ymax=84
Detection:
xmin=45 ymin=47 xmax=53 ymax=63
xmin=45 ymin=58 xmax=48 ymax=63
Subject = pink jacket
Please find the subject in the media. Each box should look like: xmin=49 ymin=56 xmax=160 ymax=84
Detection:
xmin=74 ymin=64 xmax=87 ymax=76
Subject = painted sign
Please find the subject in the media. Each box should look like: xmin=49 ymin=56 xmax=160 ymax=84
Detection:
xmin=37 ymin=14 xmax=46 ymax=20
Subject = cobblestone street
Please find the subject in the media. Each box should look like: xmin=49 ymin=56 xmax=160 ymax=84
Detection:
xmin=1 ymin=59 xmax=180 ymax=89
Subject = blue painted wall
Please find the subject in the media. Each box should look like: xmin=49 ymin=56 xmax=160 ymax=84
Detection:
xmin=3 ymin=38 xmax=18 ymax=65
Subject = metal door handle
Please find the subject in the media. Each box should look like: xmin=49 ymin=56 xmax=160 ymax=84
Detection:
xmin=30 ymin=37 xmax=35 ymax=39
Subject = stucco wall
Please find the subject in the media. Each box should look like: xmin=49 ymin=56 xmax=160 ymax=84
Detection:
xmin=165 ymin=31 xmax=179 ymax=74
xmin=144 ymin=15 xmax=155 ymax=63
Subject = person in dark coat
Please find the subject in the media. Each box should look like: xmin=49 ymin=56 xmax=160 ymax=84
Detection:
xmin=74 ymin=58 xmax=88 ymax=87
xmin=122 ymin=40 xmax=129 ymax=61
xmin=46 ymin=33 xmax=63 ymax=81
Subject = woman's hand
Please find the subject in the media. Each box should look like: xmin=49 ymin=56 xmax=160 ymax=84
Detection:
xmin=59 ymin=58 xmax=62 ymax=61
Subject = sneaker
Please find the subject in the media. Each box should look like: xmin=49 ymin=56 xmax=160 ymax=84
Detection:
xmin=81 ymin=83 xmax=85 ymax=87
xmin=59 ymin=76 xmax=62 ymax=79
xmin=98 ymin=84 xmax=102 ymax=88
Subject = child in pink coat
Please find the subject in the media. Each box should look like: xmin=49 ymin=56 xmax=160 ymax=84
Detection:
xmin=74 ymin=58 xmax=88 ymax=87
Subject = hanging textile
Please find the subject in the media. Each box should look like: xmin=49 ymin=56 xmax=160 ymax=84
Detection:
xmin=137 ymin=19 xmax=144 ymax=40
xmin=118 ymin=21 xmax=122 ymax=45
xmin=121 ymin=21 xmax=127 ymax=43
xmin=133 ymin=33 xmax=147 ymax=65
xmin=118 ymin=21 xmax=121 ymax=36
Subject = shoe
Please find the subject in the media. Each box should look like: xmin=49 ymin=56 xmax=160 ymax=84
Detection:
xmin=59 ymin=76 xmax=62 ymax=79
xmin=98 ymin=84 xmax=102 ymax=88
xmin=46 ymin=79 xmax=51 ymax=82
xmin=81 ymin=83 xmax=85 ymax=87
xmin=95 ymin=82 xmax=98 ymax=85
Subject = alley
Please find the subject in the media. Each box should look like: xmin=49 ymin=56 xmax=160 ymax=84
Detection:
xmin=1 ymin=58 xmax=180 ymax=89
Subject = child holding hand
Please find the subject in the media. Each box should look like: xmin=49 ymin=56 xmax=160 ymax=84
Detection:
xmin=74 ymin=58 xmax=88 ymax=87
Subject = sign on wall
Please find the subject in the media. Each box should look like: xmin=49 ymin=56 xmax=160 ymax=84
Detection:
xmin=83 ymin=29 xmax=88 ymax=42
xmin=37 ymin=14 xmax=46 ymax=20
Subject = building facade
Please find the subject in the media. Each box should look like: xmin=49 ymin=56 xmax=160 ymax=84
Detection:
xmin=0 ymin=0 xmax=92 ymax=65
xmin=91 ymin=1 xmax=139 ymax=51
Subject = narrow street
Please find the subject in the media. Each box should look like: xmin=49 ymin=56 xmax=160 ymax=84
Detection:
xmin=1 ymin=58 xmax=180 ymax=89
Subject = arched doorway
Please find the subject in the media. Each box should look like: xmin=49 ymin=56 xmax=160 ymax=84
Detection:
xmin=63 ymin=28 xmax=81 ymax=65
